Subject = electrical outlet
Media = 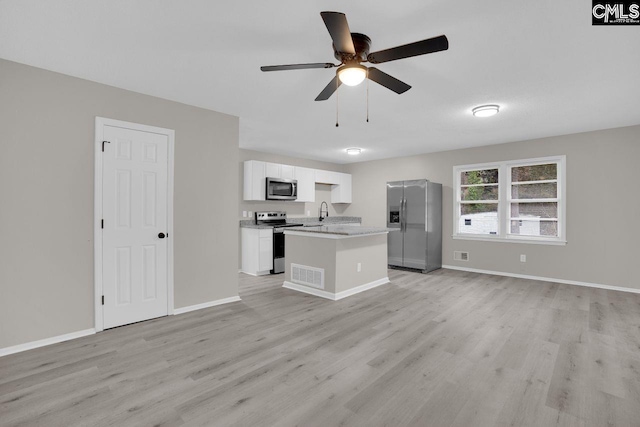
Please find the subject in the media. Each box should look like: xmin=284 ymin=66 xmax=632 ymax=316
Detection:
xmin=520 ymin=254 xmax=526 ymax=262
xmin=357 ymin=263 xmax=362 ymax=272
xmin=248 ymin=211 xmax=253 ymax=218
xmin=307 ymin=210 xmax=311 ymax=216
xmin=242 ymin=211 xmax=247 ymax=217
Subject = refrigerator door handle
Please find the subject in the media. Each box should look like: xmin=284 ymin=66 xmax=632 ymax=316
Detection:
xmin=402 ymin=198 xmax=407 ymax=232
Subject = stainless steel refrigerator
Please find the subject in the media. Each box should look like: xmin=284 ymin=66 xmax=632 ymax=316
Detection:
xmin=387 ymin=180 xmax=442 ymax=273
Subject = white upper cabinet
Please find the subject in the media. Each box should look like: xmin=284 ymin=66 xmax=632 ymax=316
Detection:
xmin=243 ymin=160 xmax=266 ymax=201
xmin=315 ymin=169 xmax=341 ymax=185
xmin=281 ymin=165 xmax=295 ymax=180
xmin=265 ymin=162 xmax=294 ymax=180
xmin=294 ymin=167 xmax=315 ymax=203
xmin=265 ymin=162 xmax=281 ymax=179
xmin=331 ymin=173 xmax=352 ymax=204
xmin=243 ymin=160 xmax=351 ymax=203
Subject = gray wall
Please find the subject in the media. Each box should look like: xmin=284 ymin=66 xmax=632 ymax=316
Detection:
xmin=0 ymin=59 xmax=239 ymax=349
xmin=342 ymin=125 xmax=640 ymax=290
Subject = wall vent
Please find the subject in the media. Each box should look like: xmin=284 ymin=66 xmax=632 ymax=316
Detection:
xmin=454 ymin=251 xmax=470 ymax=261
xmin=291 ymin=263 xmax=325 ymax=290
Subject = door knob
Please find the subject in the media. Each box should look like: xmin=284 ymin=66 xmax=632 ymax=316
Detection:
xmin=158 ymin=233 xmax=166 ymax=239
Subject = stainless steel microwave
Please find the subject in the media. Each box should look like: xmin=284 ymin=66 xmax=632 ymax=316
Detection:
xmin=266 ymin=177 xmax=297 ymax=201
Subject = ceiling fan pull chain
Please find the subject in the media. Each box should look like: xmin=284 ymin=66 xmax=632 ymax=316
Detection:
xmin=366 ymin=69 xmax=369 ymax=123
xmin=336 ymin=78 xmax=339 ymax=127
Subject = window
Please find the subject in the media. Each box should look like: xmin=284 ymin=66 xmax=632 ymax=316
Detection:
xmin=454 ymin=156 xmax=566 ymax=244
xmin=459 ymin=168 xmax=499 ymax=235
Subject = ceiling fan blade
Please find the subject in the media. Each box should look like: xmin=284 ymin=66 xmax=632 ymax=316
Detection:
xmin=320 ymin=11 xmax=356 ymax=55
xmin=261 ymin=63 xmax=336 ymax=72
xmin=367 ymin=35 xmax=449 ymax=64
xmin=315 ymin=76 xmax=342 ymax=101
xmin=367 ymin=68 xmax=411 ymax=94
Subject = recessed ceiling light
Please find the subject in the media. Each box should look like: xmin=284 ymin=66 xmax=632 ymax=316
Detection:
xmin=346 ymin=147 xmax=362 ymax=155
xmin=338 ymin=64 xmax=367 ymax=86
xmin=472 ymin=104 xmax=500 ymax=117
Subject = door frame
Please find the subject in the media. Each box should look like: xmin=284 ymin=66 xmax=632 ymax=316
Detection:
xmin=94 ymin=117 xmax=175 ymax=332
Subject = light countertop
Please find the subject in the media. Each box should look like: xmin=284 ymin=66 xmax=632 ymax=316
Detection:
xmin=285 ymin=225 xmax=395 ymax=237
xmin=240 ymin=216 xmax=361 ymax=229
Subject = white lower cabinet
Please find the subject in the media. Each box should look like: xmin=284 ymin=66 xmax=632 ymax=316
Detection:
xmin=258 ymin=235 xmax=273 ymax=271
xmin=242 ymin=228 xmax=273 ymax=275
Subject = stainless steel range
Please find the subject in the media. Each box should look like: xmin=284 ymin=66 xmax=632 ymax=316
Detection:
xmin=255 ymin=211 xmax=302 ymax=274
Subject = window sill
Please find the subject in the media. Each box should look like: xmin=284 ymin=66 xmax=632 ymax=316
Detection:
xmin=452 ymin=234 xmax=567 ymax=246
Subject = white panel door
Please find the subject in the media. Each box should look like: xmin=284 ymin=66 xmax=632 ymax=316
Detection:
xmin=102 ymin=124 xmax=169 ymax=329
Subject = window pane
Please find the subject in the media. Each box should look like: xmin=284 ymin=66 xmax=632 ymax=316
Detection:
xmin=511 ymin=182 xmax=557 ymax=199
xmin=459 ymin=203 xmax=498 ymax=235
xmin=510 ymin=220 xmax=558 ymax=237
xmin=510 ymin=202 xmax=558 ymax=219
xmin=511 ymin=163 xmax=557 ymax=182
xmin=461 ymin=185 xmax=499 ymax=201
xmin=460 ymin=169 xmax=498 ymax=185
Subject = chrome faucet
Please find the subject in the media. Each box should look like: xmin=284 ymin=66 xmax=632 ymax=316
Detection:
xmin=319 ymin=201 xmax=329 ymax=221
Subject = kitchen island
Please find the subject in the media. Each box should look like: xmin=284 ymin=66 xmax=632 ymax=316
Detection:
xmin=282 ymin=225 xmax=394 ymax=300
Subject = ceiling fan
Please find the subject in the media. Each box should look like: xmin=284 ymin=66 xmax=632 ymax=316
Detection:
xmin=260 ymin=11 xmax=449 ymax=101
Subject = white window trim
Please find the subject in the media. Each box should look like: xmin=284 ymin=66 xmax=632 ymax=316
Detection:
xmin=453 ymin=155 xmax=566 ymax=245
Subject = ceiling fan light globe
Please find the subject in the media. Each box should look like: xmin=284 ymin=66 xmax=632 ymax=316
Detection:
xmin=338 ymin=65 xmax=366 ymax=86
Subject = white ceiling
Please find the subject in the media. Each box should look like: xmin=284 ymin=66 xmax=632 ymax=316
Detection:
xmin=1 ymin=0 xmax=639 ymax=164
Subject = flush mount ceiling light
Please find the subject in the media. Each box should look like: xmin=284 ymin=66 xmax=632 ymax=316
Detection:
xmin=337 ymin=64 xmax=367 ymax=86
xmin=346 ymin=147 xmax=362 ymax=155
xmin=472 ymin=104 xmax=500 ymax=117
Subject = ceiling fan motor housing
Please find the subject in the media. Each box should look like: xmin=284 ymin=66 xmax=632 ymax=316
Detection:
xmin=333 ymin=32 xmax=371 ymax=63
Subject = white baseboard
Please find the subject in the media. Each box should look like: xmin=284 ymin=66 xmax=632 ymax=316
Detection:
xmin=239 ymin=270 xmax=270 ymax=277
xmin=0 ymin=328 xmax=96 ymax=358
xmin=442 ymin=265 xmax=640 ymax=295
xmin=283 ymin=277 xmax=390 ymax=301
xmin=335 ymin=277 xmax=390 ymax=300
xmin=173 ymin=295 xmax=241 ymax=315
xmin=283 ymin=281 xmax=337 ymax=300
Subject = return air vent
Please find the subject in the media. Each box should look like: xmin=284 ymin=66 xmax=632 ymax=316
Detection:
xmin=291 ymin=263 xmax=325 ymax=290
xmin=454 ymin=251 xmax=469 ymax=261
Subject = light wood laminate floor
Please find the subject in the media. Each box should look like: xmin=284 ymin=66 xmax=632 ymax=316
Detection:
xmin=2 ymin=269 xmax=640 ymax=426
